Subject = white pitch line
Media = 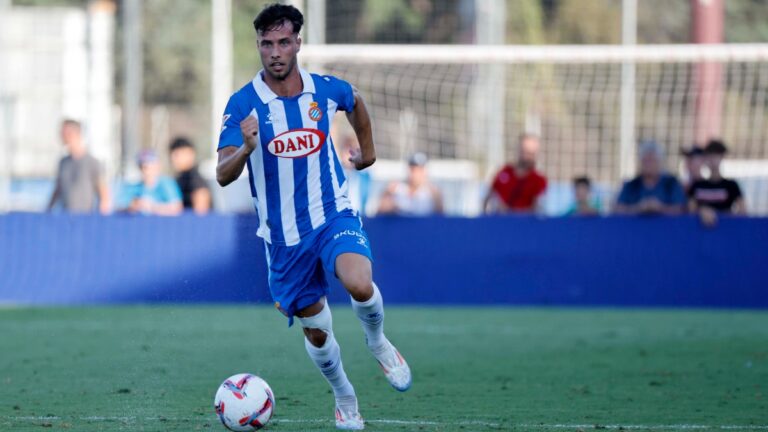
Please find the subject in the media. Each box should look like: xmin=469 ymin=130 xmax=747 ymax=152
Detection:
xmin=5 ymin=416 xmax=768 ymax=430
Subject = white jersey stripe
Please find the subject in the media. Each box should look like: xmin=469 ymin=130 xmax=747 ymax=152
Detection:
xmin=268 ymin=100 xmax=300 ymax=246
xmin=298 ymin=93 xmax=326 ymax=230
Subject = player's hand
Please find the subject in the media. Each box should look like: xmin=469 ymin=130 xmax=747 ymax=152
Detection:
xmin=699 ymin=206 xmax=718 ymax=228
xmin=640 ymin=197 xmax=662 ymax=213
xmin=348 ymin=147 xmax=373 ymax=170
xmin=240 ymin=116 xmax=259 ymax=152
xmin=128 ymin=198 xmax=152 ymax=214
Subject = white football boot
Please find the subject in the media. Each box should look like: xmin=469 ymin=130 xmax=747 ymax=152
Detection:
xmin=335 ymin=395 xmax=364 ymax=430
xmin=371 ymin=339 xmax=412 ymax=392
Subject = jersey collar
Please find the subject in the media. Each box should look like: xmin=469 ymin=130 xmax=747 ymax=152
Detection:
xmin=252 ymin=68 xmax=315 ymax=104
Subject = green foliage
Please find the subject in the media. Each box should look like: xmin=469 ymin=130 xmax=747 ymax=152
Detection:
xmin=141 ymin=0 xmax=211 ymax=105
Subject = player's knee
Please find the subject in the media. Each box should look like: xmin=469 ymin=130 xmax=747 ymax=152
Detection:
xmin=297 ymin=301 xmax=333 ymax=348
xmin=342 ymin=274 xmax=373 ymax=302
xmin=303 ymin=327 xmax=328 ymax=348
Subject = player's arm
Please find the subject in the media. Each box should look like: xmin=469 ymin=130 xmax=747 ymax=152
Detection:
xmin=190 ymin=188 xmax=212 ymax=214
xmin=47 ymin=163 xmax=63 ymax=211
xmin=732 ymin=197 xmax=746 ymax=215
xmin=96 ymin=180 xmax=111 ymax=215
xmin=216 ymin=116 xmax=258 ymax=187
xmin=47 ymin=184 xmax=61 ymax=211
xmin=345 ymin=88 xmax=376 ymax=171
xmin=431 ymin=185 xmax=444 ymax=214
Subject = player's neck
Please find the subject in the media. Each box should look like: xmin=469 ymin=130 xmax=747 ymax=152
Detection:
xmin=263 ymin=68 xmax=303 ymax=98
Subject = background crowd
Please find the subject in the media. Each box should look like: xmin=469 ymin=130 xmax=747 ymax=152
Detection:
xmin=48 ymin=118 xmax=745 ymax=227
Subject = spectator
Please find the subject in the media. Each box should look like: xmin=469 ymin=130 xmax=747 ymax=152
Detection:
xmin=614 ymin=140 xmax=686 ymax=215
xmin=118 ymin=150 xmax=183 ymax=216
xmin=689 ymin=140 xmax=746 ymax=226
xmin=681 ymin=145 xmax=705 ymax=194
xmin=378 ymin=152 xmax=443 ymax=216
xmin=483 ymin=134 xmax=547 ymax=213
xmin=564 ymin=176 xmax=601 ymax=216
xmin=47 ymin=119 xmax=110 ymax=214
xmin=338 ymin=133 xmax=371 ymax=214
xmin=169 ymin=137 xmax=212 ymax=214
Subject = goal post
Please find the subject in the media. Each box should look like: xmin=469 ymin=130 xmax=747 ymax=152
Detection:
xmin=300 ymin=43 xmax=768 ymax=215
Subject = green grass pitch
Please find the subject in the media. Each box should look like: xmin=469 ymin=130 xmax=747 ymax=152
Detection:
xmin=1 ymin=306 xmax=767 ymax=431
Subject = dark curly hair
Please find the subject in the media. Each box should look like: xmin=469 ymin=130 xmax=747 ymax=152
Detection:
xmin=253 ymin=3 xmax=303 ymax=35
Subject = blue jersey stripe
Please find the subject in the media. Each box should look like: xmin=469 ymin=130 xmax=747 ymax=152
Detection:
xmin=313 ymin=90 xmax=337 ymax=218
xmin=246 ymin=159 xmax=257 ymax=197
xmin=330 ymin=137 xmax=347 ymax=191
xmin=258 ymin=104 xmax=285 ymax=244
xmin=283 ymin=98 xmax=313 ymax=239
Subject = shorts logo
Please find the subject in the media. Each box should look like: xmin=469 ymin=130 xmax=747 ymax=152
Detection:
xmin=267 ymin=128 xmax=326 ymax=159
xmin=333 ymin=229 xmax=368 ymax=248
xmin=307 ymin=102 xmax=323 ymax=122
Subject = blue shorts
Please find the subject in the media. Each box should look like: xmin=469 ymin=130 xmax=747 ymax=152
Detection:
xmin=265 ymin=212 xmax=373 ymax=325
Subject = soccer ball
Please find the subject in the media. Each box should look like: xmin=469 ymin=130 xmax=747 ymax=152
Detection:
xmin=214 ymin=373 xmax=275 ymax=431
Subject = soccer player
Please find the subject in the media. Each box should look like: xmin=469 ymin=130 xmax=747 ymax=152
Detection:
xmin=215 ymin=4 xmax=410 ymax=430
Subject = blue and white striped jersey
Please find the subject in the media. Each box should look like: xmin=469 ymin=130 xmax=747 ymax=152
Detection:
xmin=218 ymin=69 xmax=355 ymax=246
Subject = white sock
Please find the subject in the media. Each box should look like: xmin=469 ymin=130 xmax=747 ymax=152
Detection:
xmin=304 ymin=334 xmax=356 ymax=398
xmin=351 ymin=282 xmax=386 ymax=348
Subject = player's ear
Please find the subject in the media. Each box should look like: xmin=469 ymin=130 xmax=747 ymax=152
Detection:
xmin=296 ymin=34 xmax=302 ymax=51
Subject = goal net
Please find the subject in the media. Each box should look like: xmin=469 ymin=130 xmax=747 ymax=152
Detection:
xmin=301 ymin=44 xmax=768 ymax=215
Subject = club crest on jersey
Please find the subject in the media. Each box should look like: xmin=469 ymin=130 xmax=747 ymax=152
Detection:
xmin=267 ymin=128 xmax=326 ymax=158
xmin=307 ymin=102 xmax=323 ymax=122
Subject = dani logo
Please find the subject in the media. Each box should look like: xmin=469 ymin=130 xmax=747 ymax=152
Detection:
xmin=267 ymin=128 xmax=326 ymax=158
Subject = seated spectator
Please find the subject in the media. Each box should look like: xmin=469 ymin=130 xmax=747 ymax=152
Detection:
xmin=378 ymin=152 xmax=443 ymax=216
xmin=564 ymin=176 xmax=601 ymax=216
xmin=169 ymin=137 xmax=212 ymax=214
xmin=118 ymin=150 xmax=183 ymax=216
xmin=614 ymin=140 xmax=686 ymax=215
xmin=689 ymin=139 xmax=746 ymax=226
xmin=681 ymin=145 xmax=705 ymax=194
xmin=484 ymin=134 xmax=547 ymax=213
xmin=48 ymin=119 xmax=111 ymax=214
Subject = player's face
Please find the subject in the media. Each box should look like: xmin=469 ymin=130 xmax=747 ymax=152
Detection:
xmin=640 ymin=153 xmax=661 ymax=177
xmin=519 ymin=137 xmax=540 ymax=168
xmin=687 ymin=154 xmax=704 ymax=178
xmin=60 ymin=124 xmax=80 ymax=147
xmin=257 ymin=21 xmax=301 ymax=81
xmin=575 ymin=183 xmax=590 ymax=202
xmin=706 ymin=154 xmax=723 ymax=171
xmin=170 ymin=147 xmax=196 ymax=172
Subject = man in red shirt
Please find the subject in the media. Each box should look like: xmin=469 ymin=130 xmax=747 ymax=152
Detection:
xmin=483 ymin=134 xmax=547 ymax=213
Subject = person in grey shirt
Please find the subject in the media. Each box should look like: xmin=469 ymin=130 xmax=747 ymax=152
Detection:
xmin=47 ymin=119 xmax=111 ymax=214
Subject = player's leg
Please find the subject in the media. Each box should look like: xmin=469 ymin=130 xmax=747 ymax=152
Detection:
xmin=296 ymin=299 xmax=364 ymax=430
xmin=335 ymin=252 xmax=412 ymax=392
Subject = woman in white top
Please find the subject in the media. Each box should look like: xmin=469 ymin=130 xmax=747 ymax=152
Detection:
xmin=378 ymin=152 xmax=443 ymax=216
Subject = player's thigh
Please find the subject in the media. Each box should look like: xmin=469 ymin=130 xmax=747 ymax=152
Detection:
xmin=335 ymin=252 xmax=373 ymax=301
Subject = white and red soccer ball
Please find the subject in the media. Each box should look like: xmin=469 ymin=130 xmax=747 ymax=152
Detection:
xmin=214 ymin=374 xmax=275 ymax=431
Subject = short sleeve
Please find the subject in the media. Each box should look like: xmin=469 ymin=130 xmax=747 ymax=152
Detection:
xmin=218 ymin=93 xmax=247 ymax=150
xmin=190 ymin=170 xmax=209 ymax=191
xmin=90 ymin=157 xmax=104 ymax=184
xmin=616 ymin=181 xmax=635 ymax=205
xmin=161 ymin=178 xmax=183 ymax=203
xmin=730 ymin=180 xmax=743 ymax=199
xmin=325 ymin=75 xmax=355 ymax=112
xmin=666 ymin=178 xmax=686 ymax=205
